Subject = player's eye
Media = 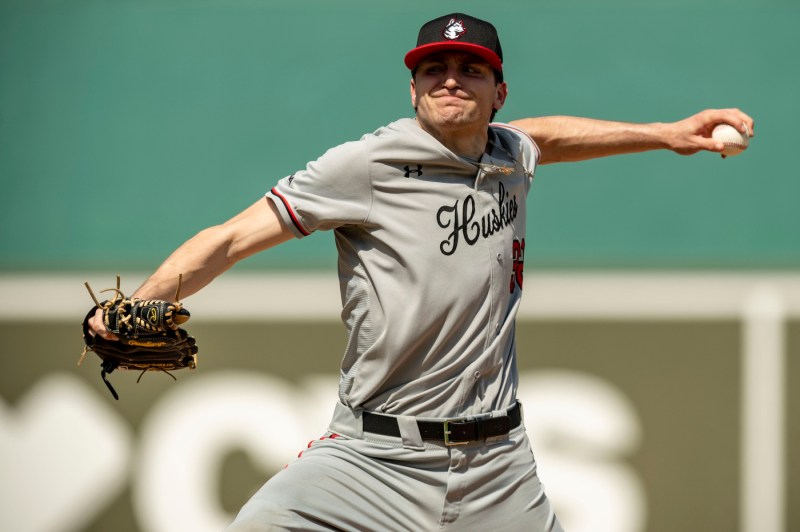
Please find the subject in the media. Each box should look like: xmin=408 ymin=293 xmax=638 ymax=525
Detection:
xmin=422 ymin=64 xmax=445 ymax=74
xmin=462 ymin=64 xmax=485 ymax=76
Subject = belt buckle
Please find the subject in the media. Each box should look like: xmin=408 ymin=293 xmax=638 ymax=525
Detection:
xmin=443 ymin=418 xmax=469 ymax=446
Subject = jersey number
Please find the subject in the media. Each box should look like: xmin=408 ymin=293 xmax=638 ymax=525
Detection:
xmin=510 ymin=238 xmax=525 ymax=293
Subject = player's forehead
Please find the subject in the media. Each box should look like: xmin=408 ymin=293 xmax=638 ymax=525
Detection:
xmin=415 ymin=51 xmax=493 ymax=69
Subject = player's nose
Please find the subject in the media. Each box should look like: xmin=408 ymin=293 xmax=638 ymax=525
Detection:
xmin=443 ymin=74 xmax=461 ymax=89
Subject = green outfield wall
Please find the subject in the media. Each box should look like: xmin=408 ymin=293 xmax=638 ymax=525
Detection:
xmin=1 ymin=0 xmax=798 ymax=271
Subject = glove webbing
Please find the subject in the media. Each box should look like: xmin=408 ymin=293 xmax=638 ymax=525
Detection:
xmin=99 ymin=359 xmax=178 ymax=401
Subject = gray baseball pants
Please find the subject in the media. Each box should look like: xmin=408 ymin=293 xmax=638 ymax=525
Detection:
xmin=226 ymin=402 xmax=563 ymax=531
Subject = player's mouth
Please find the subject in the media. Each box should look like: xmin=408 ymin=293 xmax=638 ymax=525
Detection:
xmin=433 ymin=92 xmax=472 ymax=105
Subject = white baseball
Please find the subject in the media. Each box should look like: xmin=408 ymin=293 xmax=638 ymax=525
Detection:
xmin=711 ymin=123 xmax=750 ymax=156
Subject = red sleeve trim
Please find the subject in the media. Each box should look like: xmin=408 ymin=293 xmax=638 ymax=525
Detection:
xmin=270 ymin=187 xmax=311 ymax=237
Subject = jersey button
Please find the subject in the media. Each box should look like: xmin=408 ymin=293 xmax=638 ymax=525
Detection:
xmin=496 ymin=253 xmax=502 ymax=262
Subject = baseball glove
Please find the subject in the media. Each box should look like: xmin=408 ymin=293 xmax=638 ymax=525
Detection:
xmin=79 ymin=275 xmax=198 ymax=400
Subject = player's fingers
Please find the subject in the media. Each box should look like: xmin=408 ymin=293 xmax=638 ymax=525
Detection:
xmin=722 ymin=109 xmax=754 ymax=138
xmin=704 ymin=108 xmax=755 ymax=137
xmin=89 ymin=309 xmax=119 ymax=341
xmin=689 ymin=134 xmax=724 ymax=153
xmin=99 ymin=329 xmax=120 ymax=341
xmin=730 ymin=109 xmax=754 ymax=137
xmin=743 ymin=116 xmax=755 ymax=138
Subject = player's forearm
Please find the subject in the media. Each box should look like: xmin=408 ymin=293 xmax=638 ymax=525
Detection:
xmin=132 ymin=198 xmax=294 ymax=302
xmin=132 ymin=225 xmax=240 ymax=301
xmin=512 ymin=109 xmax=754 ymax=165
xmin=510 ymin=116 xmax=671 ymax=164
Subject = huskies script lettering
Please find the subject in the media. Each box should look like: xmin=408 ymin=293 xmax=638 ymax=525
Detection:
xmin=437 ymin=182 xmax=518 ymax=256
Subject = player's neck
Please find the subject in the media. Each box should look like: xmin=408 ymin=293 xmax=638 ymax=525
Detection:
xmin=415 ymin=117 xmax=489 ymax=160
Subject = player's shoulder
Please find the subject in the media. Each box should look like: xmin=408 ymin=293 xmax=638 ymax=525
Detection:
xmin=306 ymin=119 xmax=419 ymax=178
xmin=361 ymin=117 xmax=449 ymax=159
xmin=328 ymin=118 xmax=416 ymax=154
xmin=368 ymin=118 xmax=420 ymax=141
xmin=490 ymin=122 xmax=541 ymax=161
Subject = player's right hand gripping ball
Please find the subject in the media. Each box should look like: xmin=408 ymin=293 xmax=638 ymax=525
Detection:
xmin=79 ymin=275 xmax=198 ymax=400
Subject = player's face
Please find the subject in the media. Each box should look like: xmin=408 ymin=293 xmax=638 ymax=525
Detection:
xmin=410 ymin=52 xmax=507 ymax=133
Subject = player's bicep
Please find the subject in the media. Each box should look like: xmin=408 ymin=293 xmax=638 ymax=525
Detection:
xmin=225 ymin=196 xmax=295 ymax=261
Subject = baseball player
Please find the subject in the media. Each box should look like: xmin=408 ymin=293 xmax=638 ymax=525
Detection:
xmin=87 ymin=13 xmax=753 ymax=531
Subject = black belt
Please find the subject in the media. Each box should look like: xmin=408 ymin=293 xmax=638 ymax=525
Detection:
xmin=362 ymin=402 xmax=522 ymax=446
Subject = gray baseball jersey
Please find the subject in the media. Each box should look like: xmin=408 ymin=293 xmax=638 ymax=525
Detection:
xmin=266 ymin=117 xmax=538 ymax=419
xmin=226 ymin=118 xmax=563 ymax=531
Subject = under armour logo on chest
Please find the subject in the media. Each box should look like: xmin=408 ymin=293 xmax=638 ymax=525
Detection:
xmin=404 ymin=164 xmax=423 ymax=177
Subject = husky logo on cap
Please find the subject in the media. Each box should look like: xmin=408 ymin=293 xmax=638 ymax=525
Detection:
xmin=442 ymin=18 xmax=466 ymax=40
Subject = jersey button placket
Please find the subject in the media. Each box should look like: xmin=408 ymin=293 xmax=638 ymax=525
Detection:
xmin=493 ymin=245 xmax=505 ymax=336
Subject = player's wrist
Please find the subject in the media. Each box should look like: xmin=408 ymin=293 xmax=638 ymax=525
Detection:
xmin=651 ymin=121 xmax=689 ymax=153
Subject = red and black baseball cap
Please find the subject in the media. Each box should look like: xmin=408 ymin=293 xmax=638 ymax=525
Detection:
xmin=404 ymin=14 xmax=503 ymax=72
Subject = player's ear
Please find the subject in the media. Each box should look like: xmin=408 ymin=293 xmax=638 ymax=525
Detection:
xmin=494 ymin=82 xmax=508 ymax=111
xmin=410 ymin=78 xmax=418 ymax=108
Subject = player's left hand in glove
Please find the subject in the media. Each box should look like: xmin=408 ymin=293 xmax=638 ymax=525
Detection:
xmin=79 ymin=275 xmax=198 ymax=400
